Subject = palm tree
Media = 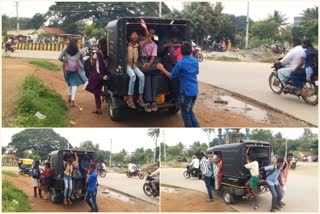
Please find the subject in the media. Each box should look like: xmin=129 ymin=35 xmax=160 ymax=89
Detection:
xmin=147 ymin=128 xmax=160 ymax=162
xmin=202 ymin=128 xmax=215 ymax=147
xmin=301 ymin=6 xmax=318 ymax=23
xmin=268 ymin=10 xmax=288 ymax=27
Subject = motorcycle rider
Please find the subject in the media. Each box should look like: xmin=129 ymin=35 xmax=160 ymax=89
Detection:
xmin=277 ymin=38 xmax=306 ymax=94
xmin=188 ymin=155 xmax=200 ymax=177
xmin=5 ymin=37 xmax=15 ymax=52
xmin=150 ymin=164 xmax=160 ymax=196
xmin=302 ymin=39 xmax=317 ymax=81
xmin=128 ymin=161 xmax=137 ymax=176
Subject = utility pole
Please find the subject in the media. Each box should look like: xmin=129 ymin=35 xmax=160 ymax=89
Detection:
xmin=285 ymin=139 xmax=287 ymax=159
xmin=245 ymin=0 xmax=250 ymax=49
xmin=15 ymin=1 xmax=19 ymax=32
xmin=163 ymin=130 xmax=166 ymax=162
xmin=159 ymin=1 xmax=162 ymax=18
xmin=109 ymin=139 xmax=112 ymax=167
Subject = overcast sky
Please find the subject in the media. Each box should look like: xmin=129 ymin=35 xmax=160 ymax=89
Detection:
xmin=2 ymin=128 xmax=317 ymax=152
xmin=1 ymin=0 xmax=318 ymax=24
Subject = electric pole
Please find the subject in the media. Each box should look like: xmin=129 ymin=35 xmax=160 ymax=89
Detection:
xmin=15 ymin=1 xmax=19 ymax=32
xmin=245 ymin=0 xmax=250 ymax=49
xmin=159 ymin=1 xmax=162 ymax=18
xmin=109 ymin=139 xmax=112 ymax=167
xmin=163 ymin=130 xmax=166 ymax=162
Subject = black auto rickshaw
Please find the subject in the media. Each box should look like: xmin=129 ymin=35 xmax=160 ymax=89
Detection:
xmin=103 ymin=17 xmax=192 ymax=121
xmin=207 ymin=140 xmax=271 ymax=204
xmin=47 ymin=150 xmax=96 ymax=203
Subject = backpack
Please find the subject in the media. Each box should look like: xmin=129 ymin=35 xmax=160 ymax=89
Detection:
xmin=64 ymin=52 xmax=80 ymax=72
xmin=32 ymin=168 xmax=39 ymax=178
xmin=310 ymin=48 xmax=318 ymax=75
xmin=265 ymin=165 xmax=276 ymax=177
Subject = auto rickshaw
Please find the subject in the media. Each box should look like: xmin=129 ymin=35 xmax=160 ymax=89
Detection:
xmin=47 ymin=150 xmax=96 ymax=203
xmin=103 ymin=17 xmax=192 ymax=121
xmin=207 ymin=140 xmax=271 ymax=204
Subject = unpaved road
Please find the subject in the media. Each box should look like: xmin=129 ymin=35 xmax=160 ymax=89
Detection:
xmin=161 ymin=162 xmax=318 ymax=212
xmin=2 ymin=171 xmax=158 ymax=212
xmin=2 ymin=57 xmax=310 ymax=127
xmin=161 ymin=186 xmax=236 ymax=212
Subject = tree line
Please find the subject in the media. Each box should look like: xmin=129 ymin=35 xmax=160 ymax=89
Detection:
xmin=2 ymin=2 xmax=318 ymax=48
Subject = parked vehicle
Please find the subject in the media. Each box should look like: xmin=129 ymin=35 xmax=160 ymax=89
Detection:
xmin=183 ymin=165 xmax=200 ymax=179
xmin=103 ymin=17 xmax=192 ymax=121
xmin=207 ymin=140 xmax=271 ymax=204
xmin=19 ymin=165 xmax=32 ymax=176
xmin=269 ymin=58 xmax=318 ymax=105
xmin=47 ymin=150 xmax=96 ymax=204
xmin=126 ymin=169 xmax=144 ymax=179
xmin=143 ymin=172 xmax=158 ymax=197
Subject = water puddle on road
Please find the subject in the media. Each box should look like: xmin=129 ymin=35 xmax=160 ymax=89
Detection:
xmin=206 ymin=95 xmax=270 ymax=123
xmin=161 ymin=187 xmax=177 ymax=194
xmin=101 ymin=189 xmax=135 ymax=204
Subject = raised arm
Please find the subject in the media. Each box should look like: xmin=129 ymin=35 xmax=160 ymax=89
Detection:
xmin=140 ymin=19 xmax=150 ymax=49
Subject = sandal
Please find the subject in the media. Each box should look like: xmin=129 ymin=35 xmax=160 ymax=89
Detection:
xmin=92 ymin=110 xmax=102 ymax=114
xmin=145 ymin=103 xmax=152 ymax=112
xmin=127 ymin=100 xmax=136 ymax=109
xmin=151 ymin=102 xmax=158 ymax=112
xmin=137 ymin=99 xmax=146 ymax=108
xmin=70 ymin=100 xmax=75 ymax=107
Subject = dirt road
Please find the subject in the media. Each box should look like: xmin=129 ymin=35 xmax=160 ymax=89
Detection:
xmin=2 ymin=57 xmax=310 ymax=127
xmin=2 ymin=172 xmax=158 ymax=212
xmin=161 ymin=186 xmax=236 ymax=212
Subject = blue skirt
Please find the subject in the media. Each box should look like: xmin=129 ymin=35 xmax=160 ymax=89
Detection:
xmin=64 ymin=70 xmax=87 ymax=86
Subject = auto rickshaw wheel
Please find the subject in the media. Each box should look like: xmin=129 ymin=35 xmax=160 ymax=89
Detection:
xmin=50 ymin=189 xmax=61 ymax=204
xmin=107 ymin=100 xmax=121 ymax=121
xmin=222 ymin=189 xmax=235 ymax=204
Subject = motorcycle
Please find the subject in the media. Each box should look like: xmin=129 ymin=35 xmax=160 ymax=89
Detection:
xmin=126 ymin=169 xmax=144 ymax=179
xmin=269 ymin=59 xmax=318 ymax=105
xmin=291 ymin=160 xmax=297 ymax=170
xmin=143 ymin=173 xmax=159 ymax=197
xmin=183 ymin=165 xmax=200 ymax=179
xmin=208 ymin=43 xmax=226 ymax=52
xmin=19 ymin=165 xmax=32 ymax=176
xmin=192 ymin=47 xmax=204 ymax=62
xmin=5 ymin=43 xmax=16 ymax=53
xmin=97 ymin=167 xmax=107 ymax=177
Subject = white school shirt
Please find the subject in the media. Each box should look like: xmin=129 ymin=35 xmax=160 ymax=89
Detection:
xmin=244 ymin=161 xmax=259 ymax=176
xmin=189 ymin=158 xmax=200 ymax=168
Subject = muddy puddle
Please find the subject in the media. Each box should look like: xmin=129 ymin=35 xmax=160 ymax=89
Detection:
xmin=204 ymin=95 xmax=270 ymax=123
xmin=101 ymin=189 xmax=135 ymax=204
xmin=161 ymin=187 xmax=177 ymax=193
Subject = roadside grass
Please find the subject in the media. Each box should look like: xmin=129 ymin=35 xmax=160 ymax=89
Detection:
xmin=16 ymin=75 xmax=68 ymax=127
xmin=254 ymin=55 xmax=275 ymax=63
xmin=2 ymin=171 xmax=17 ymax=177
xmin=207 ymin=56 xmax=241 ymax=62
xmin=29 ymin=60 xmax=60 ymax=72
xmin=2 ymin=180 xmax=32 ymax=212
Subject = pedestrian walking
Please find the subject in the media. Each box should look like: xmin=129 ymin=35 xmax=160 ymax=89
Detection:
xmin=198 ymin=152 xmax=214 ymax=202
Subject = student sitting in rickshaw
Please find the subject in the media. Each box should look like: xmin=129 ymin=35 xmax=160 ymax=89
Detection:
xmin=244 ymin=145 xmax=260 ymax=210
xmin=126 ymin=19 xmax=150 ymax=109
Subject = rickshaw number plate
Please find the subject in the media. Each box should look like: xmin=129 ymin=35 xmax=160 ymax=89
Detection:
xmin=155 ymin=94 xmax=165 ymax=104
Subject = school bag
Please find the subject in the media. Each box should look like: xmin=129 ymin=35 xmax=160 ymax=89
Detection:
xmin=310 ymin=48 xmax=318 ymax=76
xmin=32 ymin=167 xmax=40 ymax=178
xmin=64 ymin=52 xmax=80 ymax=72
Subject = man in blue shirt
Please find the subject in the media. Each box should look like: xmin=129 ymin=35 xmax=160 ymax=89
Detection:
xmin=157 ymin=41 xmax=200 ymax=127
xmin=260 ymin=158 xmax=284 ymax=212
xmin=85 ymin=164 xmax=98 ymax=212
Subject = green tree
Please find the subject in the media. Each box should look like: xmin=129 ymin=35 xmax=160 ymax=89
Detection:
xmin=202 ymin=128 xmax=215 ymax=147
xmin=251 ymin=20 xmax=278 ymax=40
xmin=28 ymin=13 xmax=46 ymax=29
xmin=78 ymin=140 xmax=99 ymax=152
xmin=267 ymin=10 xmax=288 ymax=27
xmin=6 ymin=129 xmax=69 ymax=160
xmin=147 ymin=128 xmax=160 ymax=162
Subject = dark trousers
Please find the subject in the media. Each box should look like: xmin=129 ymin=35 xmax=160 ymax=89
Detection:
xmin=267 ymin=183 xmax=283 ymax=209
xmin=291 ymin=68 xmax=306 ymax=89
xmin=94 ymin=94 xmax=102 ymax=110
xmin=179 ymin=93 xmax=200 ymax=127
xmin=85 ymin=191 xmax=98 ymax=212
xmin=144 ymin=72 xmax=159 ymax=103
xmin=204 ymin=176 xmax=213 ymax=199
